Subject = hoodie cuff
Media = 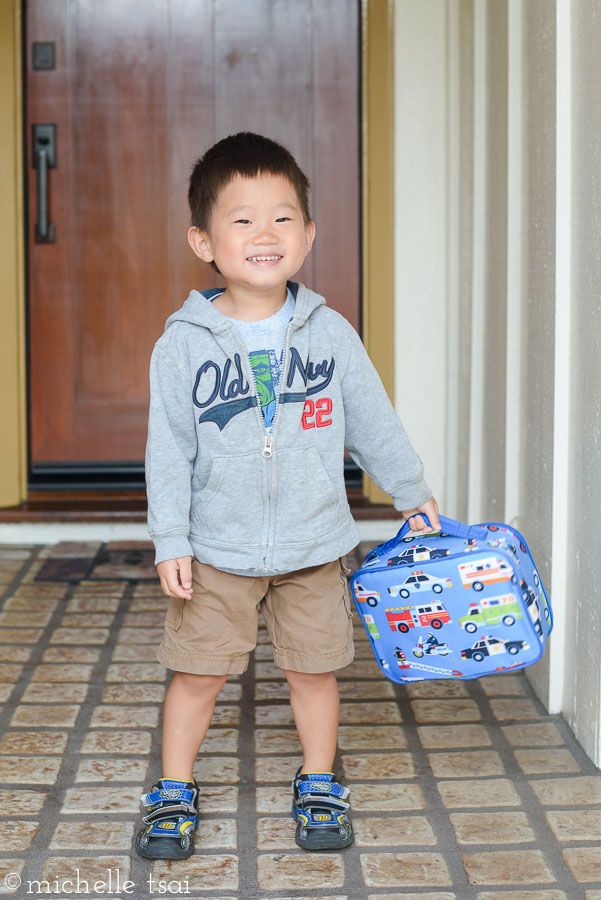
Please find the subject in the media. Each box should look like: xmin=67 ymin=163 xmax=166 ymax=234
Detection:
xmin=391 ymin=477 xmax=433 ymax=513
xmin=152 ymin=532 xmax=194 ymax=566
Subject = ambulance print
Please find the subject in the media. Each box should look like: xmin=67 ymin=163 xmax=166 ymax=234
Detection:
xmin=458 ymin=556 xmax=516 ymax=592
xmin=353 ymin=581 xmax=381 ymax=608
xmin=363 ymin=613 xmax=381 ymax=639
xmin=459 ymin=594 xmax=523 ymax=633
xmin=385 ymin=600 xmax=451 ymax=633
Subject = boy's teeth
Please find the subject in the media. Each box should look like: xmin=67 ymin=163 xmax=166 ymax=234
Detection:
xmin=249 ymin=255 xmax=281 ymax=261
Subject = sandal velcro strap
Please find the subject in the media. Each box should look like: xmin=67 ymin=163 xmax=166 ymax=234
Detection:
xmin=298 ymin=792 xmax=349 ymax=812
xmin=145 ymin=817 xmax=197 ymax=838
xmin=142 ymin=787 xmax=195 ymax=807
xmin=143 ymin=802 xmax=194 ymax=824
xmin=298 ymin=780 xmax=349 ymax=801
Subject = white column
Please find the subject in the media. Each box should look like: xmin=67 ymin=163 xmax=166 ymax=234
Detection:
xmin=393 ymin=0 xmax=449 ymax=507
xmin=444 ymin=0 xmax=461 ymax=517
xmin=548 ymin=0 xmax=571 ymax=715
xmin=504 ymin=0 xmax=524 ymax=529
xmin=467 ymin=0 xmax=487 ymax=522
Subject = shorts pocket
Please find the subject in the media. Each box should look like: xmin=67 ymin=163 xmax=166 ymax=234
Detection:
xmin=340 ymin=556 xmax=352 ymax=579
xmin=165 ymin=597 xmax=186 ymax=631
xmin=340 ymin=560 xmax=354 ymax=619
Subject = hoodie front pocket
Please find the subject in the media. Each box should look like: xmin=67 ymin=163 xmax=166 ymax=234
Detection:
xmin=191 ymin=453 xmax=264 ymax=546
xmin=274 ymin=446 xmax=341 ymax=544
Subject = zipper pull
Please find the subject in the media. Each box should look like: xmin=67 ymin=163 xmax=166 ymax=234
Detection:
xmin=262 ymin=434 xmax=273 ymax=458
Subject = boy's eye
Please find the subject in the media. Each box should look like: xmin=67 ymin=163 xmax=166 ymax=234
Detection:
xmin=234 ymin=218 xmax=251 ymax=224
xmin=276 ymin=216 xmax=292 ymax=223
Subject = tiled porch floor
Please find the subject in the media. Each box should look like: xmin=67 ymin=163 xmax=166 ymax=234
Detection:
xmin=0 ymin=542 xmax=600 ymax=899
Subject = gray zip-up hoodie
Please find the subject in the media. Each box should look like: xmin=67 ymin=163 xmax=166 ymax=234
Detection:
xmin=146 ymin=282 xmax=432 ymax=573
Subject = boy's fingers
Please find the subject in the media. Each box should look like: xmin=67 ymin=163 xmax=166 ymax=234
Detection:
xmin=158 ymin=574 xmax=173 ymax=598
xmin=158 ymin=567 xmax=189 ymax=600
xmin=409 ymin=514 xmax=427 ymax=532
xmin=162 ymin=576 xmax=189 ymax=600
xmin=423 ymin=498 xmax=441 ymax=532
xmin=178 ymin=557 xmax=193 ymax=589
xmin=403 ymin=498 xmax=441 ymax=533
xmin=156 ymin=558 xmax=193 ymax=599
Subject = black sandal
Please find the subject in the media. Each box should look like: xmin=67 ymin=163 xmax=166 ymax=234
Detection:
xmin=135 ymin=778 xmax=200 ymax=860
xmin=291 ymin=768 xmax=354 ymax=850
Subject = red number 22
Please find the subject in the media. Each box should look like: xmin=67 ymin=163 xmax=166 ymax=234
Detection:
xmin=302 ymin=397 xmax=333 ymax=429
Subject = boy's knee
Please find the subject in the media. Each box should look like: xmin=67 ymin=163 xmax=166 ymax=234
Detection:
xmin=284 ymin=669 xmax=336 ymax=689
xmin=174 ymin=671 xmax=229 ymax=694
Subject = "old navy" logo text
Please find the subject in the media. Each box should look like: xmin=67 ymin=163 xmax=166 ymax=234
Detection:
xmin=193 ymin=353 xmax=250 ymax=409
xmin=286 ymin=347 xmax=335 ymax=394
xmin=193 ymin=347 xmax=335 ymax=429
xmin=192 ymin=353 xmax=255 ymax=429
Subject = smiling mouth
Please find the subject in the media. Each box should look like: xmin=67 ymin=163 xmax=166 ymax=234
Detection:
xmin=247 ymin=255 xmax=282 ymax=262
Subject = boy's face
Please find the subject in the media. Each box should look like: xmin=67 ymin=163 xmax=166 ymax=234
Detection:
xmin=189 ymin=173 xmax=315 ymax=294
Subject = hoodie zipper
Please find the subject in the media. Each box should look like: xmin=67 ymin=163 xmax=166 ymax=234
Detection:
xmin=255 ymin=319 xmax=294 ymax=569
xmin=228 ymin=318 xmax=295 ymax=571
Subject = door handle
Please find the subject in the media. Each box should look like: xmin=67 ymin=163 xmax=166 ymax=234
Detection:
xmin=32 ymin=124 xmax=57 ymax=243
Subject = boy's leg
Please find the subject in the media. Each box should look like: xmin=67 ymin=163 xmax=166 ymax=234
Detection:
xmin=285 ymin=667 xmax=353 ymax=850
xmin=284 ymin=669 xmax=339 ymax=773
xmin=162 ymin=672 xmax=229 ymax=780
xmin=157 ymin=560 xmax=267 ymax=780
xmin=137 ymin=561 xmax=267 ymax=860
xmin=136 ymin=672 xmax=227 ymax=860
xmin=264 ymin=558 xmax=355 ymax=850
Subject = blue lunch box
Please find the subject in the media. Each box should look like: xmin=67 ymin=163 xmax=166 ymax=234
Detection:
xmin=350 ymin=515 xmax=553 ymax=683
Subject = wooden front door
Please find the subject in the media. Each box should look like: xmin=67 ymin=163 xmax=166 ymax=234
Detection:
xmin=26 ymin=0 xmax=360 ymax=475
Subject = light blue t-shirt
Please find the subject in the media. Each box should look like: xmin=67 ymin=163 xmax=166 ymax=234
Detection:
xmin=225 ymin=290 xmax=295 ymax=433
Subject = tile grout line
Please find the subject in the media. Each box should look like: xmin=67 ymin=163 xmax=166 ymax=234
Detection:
xmin=0 ymin=553 xmax=88 ymax=885
xmin=471 ymin=676 xmax=595 ymax=898
xmin=102 ymin=581 xmax=160 ymax=896
xmin=333 ymin=716 xmax=369 ymax=900
xmin=393 ymin=680 xmax=479 ymax=899
xmin=237 ymin=652 xmax=260 ymax=899
xmin=0 ymin=546 xmax=44 ymax=604
xmin=0 ymin=545 xmax=49 ymax=733
xmin=17 ymin=579 xmax=137 ymax=888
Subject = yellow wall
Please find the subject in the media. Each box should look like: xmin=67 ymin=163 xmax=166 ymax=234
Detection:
xmin=362 ymin=0 xmax=395 ymax=504
xmin=0 ymin=0 xmax=393 ymax=509
xmin=0 ymin=0 xmax=27 ymax=506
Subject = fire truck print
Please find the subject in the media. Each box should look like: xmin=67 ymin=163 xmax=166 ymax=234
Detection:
xmin=385 ymin=600 xmax=451 ymax=633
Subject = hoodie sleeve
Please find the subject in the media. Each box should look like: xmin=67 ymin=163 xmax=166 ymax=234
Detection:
xmin=340 ymin=322 xmax=432 ymax=510
xmin=146 ymin=343 xmax=198 ymax=564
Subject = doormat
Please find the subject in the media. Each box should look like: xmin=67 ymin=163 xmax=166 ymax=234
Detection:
xmin=36 ymin=542 xmax=157 ymax=582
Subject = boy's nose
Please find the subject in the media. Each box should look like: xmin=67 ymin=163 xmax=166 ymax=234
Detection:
xmin=253 ymin=226 xmax=278 ymax=243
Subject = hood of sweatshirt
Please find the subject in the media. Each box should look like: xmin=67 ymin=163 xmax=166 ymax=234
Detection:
xmin=163 ymin=280 xmax=325 ymax=336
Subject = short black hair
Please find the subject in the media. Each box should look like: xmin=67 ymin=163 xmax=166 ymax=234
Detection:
xmin=188 ymin=132 xmax=311 ymax=232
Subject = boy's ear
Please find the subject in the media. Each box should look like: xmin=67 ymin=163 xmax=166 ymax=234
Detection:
xmin=188 ymin=227 xmax=214 ymax=263
xmin=304 ymin=220 xmax=316 ymax=255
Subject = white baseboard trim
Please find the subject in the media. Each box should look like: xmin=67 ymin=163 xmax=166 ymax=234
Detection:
xmin=0 ymin=519 xmax=399 ymax=546
xmin=0 ymin=523 xmax=152 ymax=544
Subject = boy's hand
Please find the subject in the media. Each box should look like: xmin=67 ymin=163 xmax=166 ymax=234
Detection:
xmin=157 ymin=556 xmax=193 ymax=600
xmin=401 ymin=497 xmax=441 ymax=534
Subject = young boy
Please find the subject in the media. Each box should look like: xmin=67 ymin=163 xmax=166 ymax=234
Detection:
xmin=137 ymin=132 xmax=440 ymax=859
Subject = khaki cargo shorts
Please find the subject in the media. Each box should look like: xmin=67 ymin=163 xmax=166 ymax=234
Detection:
xmin=157 ymin=557 xmax=355 ymax=675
